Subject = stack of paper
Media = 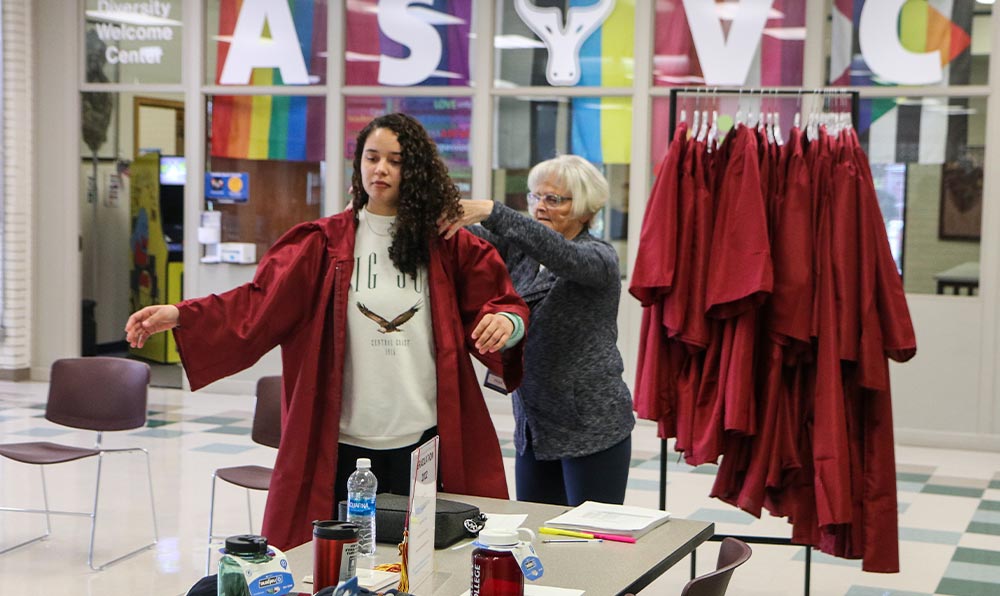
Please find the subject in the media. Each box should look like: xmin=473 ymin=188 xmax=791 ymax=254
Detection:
xmin=357 ymin=569 xmax=401 ymax=591
xmin=543 ymin=501 xmax=671 ymax=538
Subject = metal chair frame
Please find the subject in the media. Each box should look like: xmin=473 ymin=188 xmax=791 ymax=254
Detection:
xmin=0 ymin=431 xmax=159 ymax=570
xmin=205 ymin=376 xmax=281 ymax=573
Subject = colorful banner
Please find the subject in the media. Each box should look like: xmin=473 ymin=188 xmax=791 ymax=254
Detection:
xmin=652 ymin=0 xmax=805 ymax=87
xmin=345 ymin=0 xmax=472 ymax=86
xmin=829 ymin=0 xmax=974 ymax=86
xmin=571 ymin=0 xmax=633 ymax=164
xmin=344 ymin=97 xmax=472 ymax=168
xmin=211 ymin=0 xmax=327 ymax=162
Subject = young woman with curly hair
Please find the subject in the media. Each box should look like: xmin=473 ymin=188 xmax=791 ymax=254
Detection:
xmin=126 ymin=113 xmax=529 ymax=550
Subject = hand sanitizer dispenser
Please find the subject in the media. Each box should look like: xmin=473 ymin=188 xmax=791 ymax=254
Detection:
xmin=198 ymin=211 xmax=222 ymax=263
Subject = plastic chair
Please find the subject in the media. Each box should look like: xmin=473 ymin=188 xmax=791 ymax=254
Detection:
xmin=206 ymin=375 xmax=282 ymax=572
xmin=0 ymin=357 xmax=157 ymax=570
xmin=681 ymin=537 xmax=752 ymax=596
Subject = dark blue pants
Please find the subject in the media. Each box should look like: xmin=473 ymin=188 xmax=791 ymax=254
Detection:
xmin=515 ymin=430 xmax=631 ymax=506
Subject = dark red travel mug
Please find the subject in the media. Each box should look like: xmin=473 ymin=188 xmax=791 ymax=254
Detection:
xmin=313 ymin=520 xmax=359 ymax=593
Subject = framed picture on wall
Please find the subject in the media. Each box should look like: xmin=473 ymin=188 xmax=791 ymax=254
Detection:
xmin=938 ymin=147 xmax=984 ymax=241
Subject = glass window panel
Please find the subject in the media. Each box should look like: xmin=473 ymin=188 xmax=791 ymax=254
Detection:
xmin=827 ymin=1 xmax=991 ymax=87
xmin=495 ymin=0 xmax=635 ymax=88
xmin=84 ymin=0 xmax=183 ymax=84
xmin=343 ymin=97 xmax=473 ymax=203
xmin=653 ymin=0 xmax=804 ymax=87
xmin=206 ymin=95 xmax=326 ymax=257
xmin=345 ymin=0 xmax=475 ymax=87
xmin=204 ymin=0 xmax=327 ymax=86
xmin=859 ymin=96 xmax=985 ymax=295
xmin=493 ymin=96 xmax=632 ymax=275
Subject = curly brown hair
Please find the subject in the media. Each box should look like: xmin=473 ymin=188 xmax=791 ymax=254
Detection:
xmin=351 ymin=113 xmax=462 ymax=279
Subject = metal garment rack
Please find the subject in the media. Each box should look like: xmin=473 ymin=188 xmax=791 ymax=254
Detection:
xmin=661 ymin=87 xmax=861 ymax=596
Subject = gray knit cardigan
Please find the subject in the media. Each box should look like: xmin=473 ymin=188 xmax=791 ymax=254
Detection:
xmin=472 ymin=202 xmax=635 ymax=460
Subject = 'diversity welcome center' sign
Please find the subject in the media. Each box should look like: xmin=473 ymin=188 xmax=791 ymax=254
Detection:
xmin=88 ymin=0 xmax=178 ymax=66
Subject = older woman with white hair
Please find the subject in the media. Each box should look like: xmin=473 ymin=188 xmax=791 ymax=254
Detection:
xmin=440 ymin=154 xmax=634 ymax=506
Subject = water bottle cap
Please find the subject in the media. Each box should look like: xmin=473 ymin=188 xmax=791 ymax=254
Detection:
xmin=476 ymin=528 xmax=520 ymax=548
xmin=357 ymin=457 xmax=371 ymax=469
xmin=224 ymin=534 xmax=268 ymax=556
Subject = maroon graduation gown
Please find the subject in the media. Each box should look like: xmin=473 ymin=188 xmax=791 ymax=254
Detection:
xmin=173 ymin=212 xmax=529 ymax=549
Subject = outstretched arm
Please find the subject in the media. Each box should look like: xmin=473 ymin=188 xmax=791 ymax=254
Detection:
xmin=125 ymin=304 xmax=180 ymax=348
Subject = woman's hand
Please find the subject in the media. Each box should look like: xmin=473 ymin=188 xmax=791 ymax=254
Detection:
xmin=125 ymin=304 xmax=180 ymax=348
xmin=472 ymin=313 xmax=514 ymax=354
xmin=438 ymin=199 xmax=494 ymax=239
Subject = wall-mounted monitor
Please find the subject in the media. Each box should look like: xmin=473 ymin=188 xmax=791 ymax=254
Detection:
xmin=160 ymin=156 xmax=186 ymax=185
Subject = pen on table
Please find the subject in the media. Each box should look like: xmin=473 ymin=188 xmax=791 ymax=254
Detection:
xmin=539 ymin=526 xmax=636 ymax=544
xmin=592 ymin=532 xmax=637 ymax=544
xmin=538 ymin=527 xmax=594 ymax=539
xmin=543 ymin=538 xmax=603 ymax=543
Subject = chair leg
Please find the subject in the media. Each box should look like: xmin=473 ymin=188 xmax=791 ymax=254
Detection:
xmin=246 ymin=488 xmax=254 ymax=534
xmin=87 ymin=452 xmax=104 ymax=570
xmin=88 ymin=450 xmax=159 ymax=571
xmin=141 ymin=448 xmax=159 ymax=542
xmin=0 ymin=466 xmax=52 ymax=555
xmin=40 ymin=467 xmax=52 ymax=536
xmin=207 ymin=472 xmax=219 ymax=575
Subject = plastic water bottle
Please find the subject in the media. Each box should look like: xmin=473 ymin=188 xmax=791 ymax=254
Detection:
xmin=346 ymin=457 xmax=378 ymax=556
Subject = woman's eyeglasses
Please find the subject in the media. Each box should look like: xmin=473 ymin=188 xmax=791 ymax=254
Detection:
xmin=527 ymin=192 xmax=572 ymax=208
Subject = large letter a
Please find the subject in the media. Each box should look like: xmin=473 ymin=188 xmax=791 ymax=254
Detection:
xmin=219 ymin=0 xmax=310 ymax=85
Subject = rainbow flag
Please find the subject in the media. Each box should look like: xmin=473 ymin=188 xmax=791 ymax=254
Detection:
xmin=210 ymin=0 xmax=327 ymax=162
xmin=572 ymin=0 xmax=634 ymax=165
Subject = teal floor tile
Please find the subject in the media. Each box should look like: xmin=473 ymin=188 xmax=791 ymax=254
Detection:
xmin=205 ymin=426 xmax=253 ymax=436
xmin=979 ymin=500 xmax=1000 ymax=511
xmin=146 ymin=419 xmax=177 ymax=428
xmin=922 ymin=484 xmax=985 ymax=498
xmin=966 ymin=521 xmax=1000 ymax=536
xmin=846 ymin=586 xmax=930 ymax=596
xmin=990 ymin=479 xmax=1000 ymax=490
xmin=189 ymin=416 xmax=244 ymax=425
xmin=972 ymin=510 xmax=1000 ymax=525
xmin=951 ymin=547 xmax=1000 ymax=566
xmin=898 ymin=526 xmax=961 ymax=545
xmin=945 ymin=560 xmax=1000 ymax=584
xmin=131 ymin=428 xmax=186 ymax=439
xmin=191 ymin=443 xmax=257 ymax=455
xmin=937 ymin=577 xmax=1000 ymax=596
xmin=896 ymin=471 xmax=932 ymax=483
xmin=897 ymin=480 xmax=925 ymax=493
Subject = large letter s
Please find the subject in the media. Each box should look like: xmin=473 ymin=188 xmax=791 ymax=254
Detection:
xmin=378 ymin=0 xmax=443 ymax=86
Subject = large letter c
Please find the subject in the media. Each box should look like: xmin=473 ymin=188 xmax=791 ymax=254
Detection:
xmin=859 ymin=0 xmax=942 ymax=85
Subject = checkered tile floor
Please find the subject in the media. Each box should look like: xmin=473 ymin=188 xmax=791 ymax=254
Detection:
xmin=2 ymin=377 xmax=1000 ymax=595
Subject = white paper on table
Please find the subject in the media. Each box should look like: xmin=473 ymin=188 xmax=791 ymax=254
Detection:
xmin=544 ymin=501 xmax=670 ymax=537
xmin=460 ymin=587 xmax=584 ymax=596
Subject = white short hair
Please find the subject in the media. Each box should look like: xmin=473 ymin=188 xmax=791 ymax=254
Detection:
xmin=527 ymin=155 xmax=609 ymax=224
